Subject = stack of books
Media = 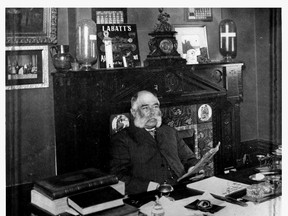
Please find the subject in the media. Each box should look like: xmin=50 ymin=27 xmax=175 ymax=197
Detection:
xmin=67 ymin=186 xmax=124 ymax=215
xmin=30 ymin=168 xmax=135 ymax=215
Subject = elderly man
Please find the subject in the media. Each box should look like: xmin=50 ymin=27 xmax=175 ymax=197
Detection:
xmin=109 ymin=90 xmax=198 ymax=195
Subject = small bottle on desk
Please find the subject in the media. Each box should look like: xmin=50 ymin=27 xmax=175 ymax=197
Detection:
xmin=151 ymin=195 xmax=165 ymax=216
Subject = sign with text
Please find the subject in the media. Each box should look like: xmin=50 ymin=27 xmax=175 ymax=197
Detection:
xmin=96 ymin=24 xmax=141 ymax=68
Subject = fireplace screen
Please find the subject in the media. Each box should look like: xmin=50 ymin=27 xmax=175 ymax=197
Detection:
xmin=162 ymin=104 xmax=214 ymax=176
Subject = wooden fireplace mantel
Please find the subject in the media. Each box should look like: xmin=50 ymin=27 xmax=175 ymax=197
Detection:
xmin=52 ymin=62 xmax=244 ymax=175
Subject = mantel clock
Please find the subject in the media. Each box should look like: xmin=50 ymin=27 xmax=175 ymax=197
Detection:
xmin=144 ymin=9 xmax=186 ymax=67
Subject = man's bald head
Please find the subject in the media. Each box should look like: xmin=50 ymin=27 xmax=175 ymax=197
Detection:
xmin=131 ymin=90 xmax=159 ymax=109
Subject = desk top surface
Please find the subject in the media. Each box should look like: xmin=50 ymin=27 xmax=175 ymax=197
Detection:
xmin=6 ymin=167 xmax=282 ymax=216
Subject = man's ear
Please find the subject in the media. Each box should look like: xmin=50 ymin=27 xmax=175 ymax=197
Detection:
xmin=130 ymin=108 xmax=136 ymax=117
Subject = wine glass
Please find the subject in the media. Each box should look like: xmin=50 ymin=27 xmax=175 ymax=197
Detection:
xmin=256 ymin=155 xmax=265 ymax=168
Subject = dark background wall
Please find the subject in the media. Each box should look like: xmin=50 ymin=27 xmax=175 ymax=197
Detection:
xmin=6 ymin=8 xmax=281 ymax=187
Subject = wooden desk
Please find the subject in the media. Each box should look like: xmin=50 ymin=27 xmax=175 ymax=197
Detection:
xmin=6 ymin=167 xmax=281 ymax=216
xmin=6 ymin=183 xmax=33 ymax=216
xmin=125 ymin=168 xmax=282 ymax=216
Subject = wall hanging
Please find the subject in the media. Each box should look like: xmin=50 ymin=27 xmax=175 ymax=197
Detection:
xmin=6 ymin=45 xmax=49 ymax=90
xmin=5 ymin=8 xmax=57 ymax=45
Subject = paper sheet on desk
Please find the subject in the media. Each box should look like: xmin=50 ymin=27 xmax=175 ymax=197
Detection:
xmin=187 ymin=176 xmax=249 ymax=196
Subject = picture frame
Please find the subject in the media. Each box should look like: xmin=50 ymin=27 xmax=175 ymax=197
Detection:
xmin=6 ymin=8 xmax=58 ymax=45
xmin=6 ymin=45 xmax=49 ymax=90
xmin=92 ymin=8 xmax=127 ymax=24
xmin=185 ymin=8 xmax=213 ymax=22
xmin=174 ymin=25 xmax=209 ymax=64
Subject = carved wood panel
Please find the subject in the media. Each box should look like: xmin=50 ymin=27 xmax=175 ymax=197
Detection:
xmin=52 ymin=63 xmax=243 ymax=174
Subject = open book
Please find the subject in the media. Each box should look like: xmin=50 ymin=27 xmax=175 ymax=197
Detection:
xmin=177 ymin=142 xmax=221 ymax=182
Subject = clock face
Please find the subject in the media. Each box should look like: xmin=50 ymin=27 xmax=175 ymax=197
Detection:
xmin=159 ymin=39 xmax=174 ymax=54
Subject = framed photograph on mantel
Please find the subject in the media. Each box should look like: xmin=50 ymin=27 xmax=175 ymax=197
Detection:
xmin=6 ymin=45 xmax=49 ymax=90
xmin=174 ymin=25 xmax=209 ymax=64
xmin=92 ymin=8 xmax=127 ymax=24
xmin=6 ymin=8 xmax=58 ymax=45
xmin=185 ymin=8 xmax=213 ymax=22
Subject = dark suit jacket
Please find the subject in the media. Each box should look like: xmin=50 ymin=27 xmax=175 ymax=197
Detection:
xmin=109 ymin=122 xmax=198 ymax=194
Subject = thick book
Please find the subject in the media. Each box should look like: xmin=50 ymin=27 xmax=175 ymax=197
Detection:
xmin=67 ymin=187 xmax=124 ymax=215
xmin=96 ymin=24 xmax=141 ymax=68
xmin=31 ymin=189 xmax=78 ymax=215
xmin=30 ymin=203 xmax=78 ymax=216
xmin=177 ymin=142 xmax=221 ymax=182
xmin=31 ymin=181 xmax=125 ymax=215
xmin=33 ymin=168 xmax=119 ymax=199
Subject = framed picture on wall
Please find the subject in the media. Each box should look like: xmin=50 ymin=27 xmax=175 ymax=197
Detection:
xmin=174 ymin=25 xmax=209 ymax=64
xmin=5 ymin=8 xmax=58 ymax=45
xmin=185 ymin=8 xmax=213 ymax=22
xmin=92 ymin=8 xmax=127 ymax=24
xmin=5 ymin=45 xmax=49 ymax=90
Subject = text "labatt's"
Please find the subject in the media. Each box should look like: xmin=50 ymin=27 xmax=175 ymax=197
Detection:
xmin=101 ymin=25 xmax=132 ymax=32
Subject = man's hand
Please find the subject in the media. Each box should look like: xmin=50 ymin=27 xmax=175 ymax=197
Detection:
xmin=147 ymin=181 xmax=160 ymax=192
xmin=187 ymin=166 xmax=205 ymax=174
xmin=187 ymin=166 xmax=194 ymax=173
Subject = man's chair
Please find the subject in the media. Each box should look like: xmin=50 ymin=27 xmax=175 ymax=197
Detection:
xmin=110 ymin=104 xmax=215 ymax=177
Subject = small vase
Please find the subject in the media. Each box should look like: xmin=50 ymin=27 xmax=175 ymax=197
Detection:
xmin=76 ymin=19 xmax=97 ymax=70
xmin=50 ymin=45 xmax=73 ymax=70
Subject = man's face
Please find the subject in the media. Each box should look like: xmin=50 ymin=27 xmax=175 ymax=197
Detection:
xmin=131 ymin=92 xmax=162 ymax=129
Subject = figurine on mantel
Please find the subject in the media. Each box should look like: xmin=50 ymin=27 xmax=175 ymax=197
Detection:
xmin=154 ymin=8 xmax=172 ymax=32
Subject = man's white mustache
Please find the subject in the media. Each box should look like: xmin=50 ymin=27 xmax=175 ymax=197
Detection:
xmin=146 ymin=116 xmax=160 ymax=122
xmin=134 ymin=114 xmax=162 ymax=128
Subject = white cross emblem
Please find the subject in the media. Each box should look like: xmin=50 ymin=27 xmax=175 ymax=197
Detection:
xmin=220 ymin=25 xmax=236 ymax=50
